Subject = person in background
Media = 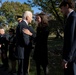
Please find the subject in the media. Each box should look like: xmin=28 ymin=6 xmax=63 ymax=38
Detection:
xmin=18 ymin=18 xmax=22 ymax=23
xmin=17 ymin=15 xmax=22 ymax=23
xmin=0 ymin=27 xmax=9 ymax=70
xmin=8 ymin=28 xmax=16 ymax=75
xmin=59 ymin=1 xmax=76 ymax=75
xmin=16 ymin=11 xmax=36 ymax=75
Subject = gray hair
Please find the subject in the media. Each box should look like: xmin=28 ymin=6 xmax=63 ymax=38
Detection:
xmin=22 ymin=11 xmax=32 ymax=19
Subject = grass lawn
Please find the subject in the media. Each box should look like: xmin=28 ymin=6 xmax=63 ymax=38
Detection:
xmin=0 ymin=36 xmax=64 ymax=75
xmin=29 ymin=36 xmax=64 ymax=75
xmin=48 ymin=37 xmax=64 ymax=75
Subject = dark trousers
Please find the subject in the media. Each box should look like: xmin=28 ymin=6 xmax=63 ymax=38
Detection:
xmin=64 ymin=62 xmax=74 ymax=75
xmin=1 ymin=50 xmax=8 ymax=68
xmin=17 ymin=59 xmax=24 ymax=75
xmin=17 ymin=50 xmax=31 ymax=75
xmin=35 ymin=61 xmax=48 ymax=75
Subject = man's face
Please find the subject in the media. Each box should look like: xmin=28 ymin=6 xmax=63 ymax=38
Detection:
xmin=60 ymin=6 xmax=68 ymax=16
xmin=0 ymin=29 xmax=5 ymax=35
xmin=9 ymin=31 xmax=13 ymax=36
xmin=28 ymin=13 xmax=33 ymax=23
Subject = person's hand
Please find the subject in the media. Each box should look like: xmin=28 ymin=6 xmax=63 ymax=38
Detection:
xmin=62 ymin=60 xmax=68 ymax=69
xmin=0 ymin=44 xmax=1 ymax=48
xmin=23 ymin=28 xmax=32 ymax=36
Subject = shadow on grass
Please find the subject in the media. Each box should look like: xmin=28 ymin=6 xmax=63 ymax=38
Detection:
xmin=48 ymin=37 xmax=64 ymax=75
xmin=29 ymin=37 xmax=64 ymax=75
xmin=0 ymin=37 xmax=64 ymax=75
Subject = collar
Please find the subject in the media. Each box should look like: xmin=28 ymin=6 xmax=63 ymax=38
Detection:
xmin=23 ymin=20 xmax=28 ymax=25
xmin=67 ymin=10 xmax=74 ymax=18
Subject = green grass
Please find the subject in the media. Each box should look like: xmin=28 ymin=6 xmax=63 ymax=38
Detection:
xmin=29 ymin=36 xmax=64 ymax=75
xmin=0 ymin=36 xmax=64 ymax=75
xmin=48 ymin=37 xmax=64 ymax=75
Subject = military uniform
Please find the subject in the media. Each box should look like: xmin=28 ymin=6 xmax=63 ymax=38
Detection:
xmin=8 ymin=35 xmax=16 ymax=60
xmin=8 ymin=28 xmax=16 ymax=73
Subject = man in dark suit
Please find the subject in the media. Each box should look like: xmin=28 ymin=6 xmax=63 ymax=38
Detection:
xmin=0 ymin=27 xmax=9 ymax=70
xmin=59 ymin=1 xmax=76 ymax=75
xmin=16 ymin=11 xmax=35 ymax=75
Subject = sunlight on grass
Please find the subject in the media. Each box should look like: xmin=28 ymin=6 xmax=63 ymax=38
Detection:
xmin=0 ymin=35 xmax=64 ymax=75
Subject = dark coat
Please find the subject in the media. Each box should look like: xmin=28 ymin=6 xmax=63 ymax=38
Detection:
xmin=16 ymin=20 xmax=35 ymax=59
xmin=0 ymin=34 xmax=8 ymax=52
xmin=8 ymin=35 xmax=16 ymax=60
xmin=62 ymin=11 xmax=76 ymax=62
xmin=33 ymin=25 xmax=49 ymax=65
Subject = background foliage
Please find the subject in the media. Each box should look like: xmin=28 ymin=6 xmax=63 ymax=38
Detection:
xmin=0 ymin=1 xmax=33 ymax=30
